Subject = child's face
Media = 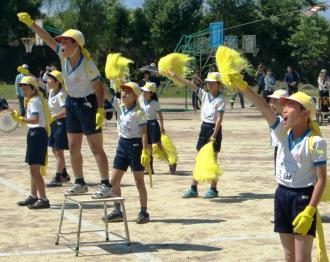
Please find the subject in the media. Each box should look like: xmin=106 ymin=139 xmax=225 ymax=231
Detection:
xmin=282 ymin=100 xmax=309 ymax=129
xmin=267 ymin=71 xmax=272 ymax=75
xmin=270 ymin=98 xmax=282 ymax=114
xmin=20 ymin=84 xmax=35 ymax=98
xmin=207 ymin=81 xmax=220 ymax=95
xmin=47 ymin=76 xmax=59 ymax=90
xmin=59 ymin=38 xmax=79 ymax=58
xmin=121 ymin=87 xmax=137 ymax=107
xmin=143 ymin=91 xmax=152 ymax=101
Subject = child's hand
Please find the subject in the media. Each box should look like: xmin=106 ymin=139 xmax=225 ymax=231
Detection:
xmin=229 ymin=73 xmax=248 ymax=91
xmin=95 ymin=108 xmax=104 ymax=130
xmin=17 ymin=12 xmax=34 ymax=27
xmin=210 ymin=137 xmax=216 ymax=144
xmin=167 ymin=71 xmax=176 ymax=77
xmin=141 ymin=149 xmax=150 ymax=167
xmin=11 ymin=110 xmax=24 ymax=124
xmin=292 ymin=206 xmax=316 ymax=235
xmin=160 ymin=127 xmax=165 ymax=134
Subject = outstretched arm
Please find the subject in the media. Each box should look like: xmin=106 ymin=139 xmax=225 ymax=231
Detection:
xmin=168 ymin=71 xmax=198 ymax=92
xmin=17 ymin=12 xmax=57 ymax=51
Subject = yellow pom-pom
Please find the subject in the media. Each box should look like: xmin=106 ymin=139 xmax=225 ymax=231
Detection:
xmin=158 ymin=53 xmax=193 ymax=87
xmin=193 ymin=142 xmax=223 ymax=183
xmin=161 ymin=134 xmax=178 ymax=165
xmin=17 ymin=66 xmax=29 ymax=75
xmin=215 ymin=46 xmax=251 ymax=90
xmin=321 ymin=178 xmax=330 ymax=202
xmin=105 ymin=53 xmax=133 ymax=81
xmin=152 ymin=144 xmax=168 ymax=162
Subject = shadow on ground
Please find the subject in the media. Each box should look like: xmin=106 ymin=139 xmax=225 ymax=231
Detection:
xmin=211 ymin=192 xmax=274 ymax=204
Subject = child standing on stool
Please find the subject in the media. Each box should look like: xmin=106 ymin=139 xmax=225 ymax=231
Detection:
xmin=170 ymin=72 xmax=225 ymax=198
xmin=12 ymin=76 xmax=51 ymax=209
xmin=46 ymin=70 xmax=71 ymax=187
xmin=105 ymin=82 xmax=150 ymax=223
xmin=233 ymin=74 xmax=327 ymax=262
xmin=139 ymin=82 xmax=176 ymax=174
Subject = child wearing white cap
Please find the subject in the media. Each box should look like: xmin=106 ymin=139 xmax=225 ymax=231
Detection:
xmin=18 ymin=12 xmax=111 ymax=198
xmin=169 ymin=71 xmax=225 ymax=198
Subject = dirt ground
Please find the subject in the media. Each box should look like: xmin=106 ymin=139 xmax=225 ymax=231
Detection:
xmin=0 ymin=97 xmax=329 ymax=262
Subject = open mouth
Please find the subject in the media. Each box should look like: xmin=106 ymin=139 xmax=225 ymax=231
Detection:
xmin=283 ymin=116 xmax=288 ymax=124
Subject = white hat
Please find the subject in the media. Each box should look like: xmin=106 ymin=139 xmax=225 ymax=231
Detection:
xmin=205 ymin=72 xmax=221 ymax=82
xmin=268 ymin=89 xmax=288 ymax=99
xmin=141 ymin=82 xmax=157 ymax=93
xmin=23 ymin=64 xmax=28 ymax=69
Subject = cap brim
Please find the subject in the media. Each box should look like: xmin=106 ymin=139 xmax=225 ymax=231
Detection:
xmin=278 ymin=96 xmax=303 ymax=107
xmin=267 ymin=94 xmax=280 ymax=99
xmin=205 ymin=78 xmax=218 ymax=82
xmin=141 ymin=87 xmax=150 ymax=92
xmin=55 ymin=35 xmax=73 ymax=43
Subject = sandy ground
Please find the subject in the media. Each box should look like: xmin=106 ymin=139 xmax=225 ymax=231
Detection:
xmin=0 ymin=98 xmax=329 ymax=261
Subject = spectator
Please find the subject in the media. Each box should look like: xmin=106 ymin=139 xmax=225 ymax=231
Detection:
xmin=283 ymin=65 xmax=299 ymax=95
xmin=317 ymin=69 xmax=330 ymax=113
xmin=14 ymin=64 xmax=29 ymax=116
xmin=263 ymin=68 xmax=275 ymax=102
xmin=192 ymin=69 xmax=202 ymax=110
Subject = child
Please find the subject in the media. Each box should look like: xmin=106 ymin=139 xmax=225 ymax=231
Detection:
xmin=105 ymin=82 xmax=150 ymax=223
xmin=46 ymin=70 xmax=71 ymax=187
xmin=233 ymin=75 xmax=327 ymax=262
xmin=267 ymin=89 xmax=288 ymax=173
xmin=139 ymin=82 xmax=176 ymax=174
xmin=11 ymin=76 xmax=51 ymax=209
xmin=18 ymin=12 xmax=111 ymax=198
xmin=170 ymin=71 xmax=225 ymax=198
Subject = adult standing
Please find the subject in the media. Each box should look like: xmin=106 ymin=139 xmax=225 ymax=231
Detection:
xmin=317 ymin=69 xmax=330 ymax=111
xmin=283 ymin=65 xmax=299 ymax=95
xmin=15 ymin=64 xmax=29 ymax=116
xmin=256 ymin=63 xmax=265 ymax=95
xmin=18 ymin=12 xmax=111 ymax=198
xmin=192 ymin=69 xmax=202 ymax=110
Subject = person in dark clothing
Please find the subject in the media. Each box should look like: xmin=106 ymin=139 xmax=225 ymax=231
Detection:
xmin=283 ymin=65 xmax=299 ymax=95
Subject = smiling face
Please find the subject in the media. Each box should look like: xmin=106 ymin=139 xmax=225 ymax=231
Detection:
xmin=120 ymin=87 xmax=137 ymax=107
xmin=59 ymin=38 xmax=79 ymax=58
xmin=281 ymin=100 xmax=309 ymax=129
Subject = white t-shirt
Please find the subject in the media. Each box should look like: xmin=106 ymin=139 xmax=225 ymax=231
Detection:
xmin=56 ymin=45 xmax=100 ymax=98
xmin=318 ymin=76 xmax=330 ymax=91
xmin=271 ymin=116 xmax=327 ymax=188
xmin=112 ymin=98 xmax=147 ymax=138
xmin=197 ymin=89 xmax=225 ymax=124
xmin=48 ymin=89 xmax=67 ymax=116
xmin=27 ymin=96 xmax=46 ymax=128
xmin=139 ymin=96 xmax=161 ymax=120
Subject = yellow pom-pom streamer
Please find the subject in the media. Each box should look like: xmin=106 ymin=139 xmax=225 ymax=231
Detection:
xmin=158 ymin=53 xmax=193 ymax=87
xmin=160 ymin=134 xmax=178 ymax=165
xmin=193 ymin=142 xmax=223 ymax=183
xmin=152 ymin=144 xmax=168 ymax=162
xmin=215 ymin=46 xmax=252 ymax=90
xmin=105 ymin=53 xmax=133 ymax=81
xmin=315 ymin=210 xmax=329 ymax=262
xmin=17 ymin=66 xmax=29 ymax=75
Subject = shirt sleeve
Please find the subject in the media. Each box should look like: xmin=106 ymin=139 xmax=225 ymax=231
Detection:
xmin=137 ymin=111 xmax=147 ymax=126
xmin=111 ymin=97 xmax=120 ymax=112
xmin=29 ymin=98 xmax=41 ymax=115
xmin=269 ymin=116 xmax=286 ymax=142
xmin=58 ymin=91 xmax=67 ymax=107
xmin=311 ymin=137 xmax=327 ymax=167
xmin=155 ymin=101 xmax=161 ymax=112
xmin=197 ymin=88 xmax=205 ymax=101
xmin=217 ymin=96 xmax=226 ymax=113
xmin=85 ymin=60 xmax=100 ymax=81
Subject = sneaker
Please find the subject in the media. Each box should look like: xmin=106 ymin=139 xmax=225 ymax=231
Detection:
xmin=28 ymin=199 xmax=50 ymax=209
xmin=17 ymin=196 xmax=38 ymax=206
xmin=136 ymin=212 xmax=150 ymax=224
xmin=46 ymin=176 xmax=62 ymax=187
xmin=61 ymin=173 xmax=71 ymax=183
xmin=104 ymin=210 xmax=123 ymax=222
xmin=203 ymin=188 xmax=218 ymax=199
xmin=64 ymin=183 xmax=88 ymax=196
xmin=91 ymin=184 xmax=113 ymax=199
xmin=169 ymin=163 xmax=177 ymax=174
xmin=182 ymin=188 xmax=198 ymax=198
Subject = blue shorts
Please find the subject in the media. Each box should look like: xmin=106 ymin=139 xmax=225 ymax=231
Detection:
xmin=147 ymin=120 xmax=161 ymax=144
xmin=66 ymin=94 xmax=101 ymax=135
xmin=25 ymin=128 xmax=48 ymax=165
xmin=49 ymin=118 xmax=69 ymax=150
xmin=113 ymin=137 xmax=144 ymax=172
xmin=196 ymin=122 xmax=222 ymax=152
xmin=274 ymin=184 xmax=316 ymax=237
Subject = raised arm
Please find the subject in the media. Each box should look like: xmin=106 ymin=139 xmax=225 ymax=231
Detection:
xmin=168 ymin=71 xmax=198 ymax=92
xmin=17 ymin=12 xmax=57 ymax=51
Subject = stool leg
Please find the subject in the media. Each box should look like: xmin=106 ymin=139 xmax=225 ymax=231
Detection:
xmin=75 ymin=204 xmax=83 ymax=256
xmin=55 ymin=198 xmax=66 ymax=245
xmin=104 ymin=202 xmax=109 ymax=241
xmin=121 ymin=202 xmax=131 ymax=251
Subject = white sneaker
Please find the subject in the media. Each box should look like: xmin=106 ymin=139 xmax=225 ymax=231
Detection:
xmin=91 ymin=184 xmax=113 ymax=199
xmin=64 ymin=184 xmax=88 ymax=196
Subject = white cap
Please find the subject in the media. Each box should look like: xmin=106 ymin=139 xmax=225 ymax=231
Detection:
xmin=268 ymin=89 xmax=288 ymax=99
xmin=23 ymin=64 xmax=28 ymax=69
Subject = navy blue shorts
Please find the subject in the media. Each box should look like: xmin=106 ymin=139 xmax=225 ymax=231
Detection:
xmin=196 ymin=122 xmax=222 ymax=152
xmin=49 ymin=118 xmax=69 ymax=150
xmin=25 ymin=128 xmax=48 ymax=165
xmin=274 ymin=184 xmax=316 ymax=237
xmin=66 ymin=94 xmax=101 ymax=135
xmin=113 ymin=137 xmax=144 ymax=172
xmin=147 ymin=119 xmax=161 ymax=144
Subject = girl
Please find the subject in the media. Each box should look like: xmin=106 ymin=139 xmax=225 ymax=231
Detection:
xmin=139 ymin=82 xmax=176 ymax=174
xmin=105 ymin=82 xmax=150 ymax=224
xmin=232 ymin=74 xmax=327 ymax=262
xmin=12 ymin=76 xmax=51 ymax=209
xmin=18 ymin=12 xmax=111 ymax=198
xmin=170 ymin=71 xmax=225 ymax=199
xmin=46 ymin=70 xmax=71 ymax=187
